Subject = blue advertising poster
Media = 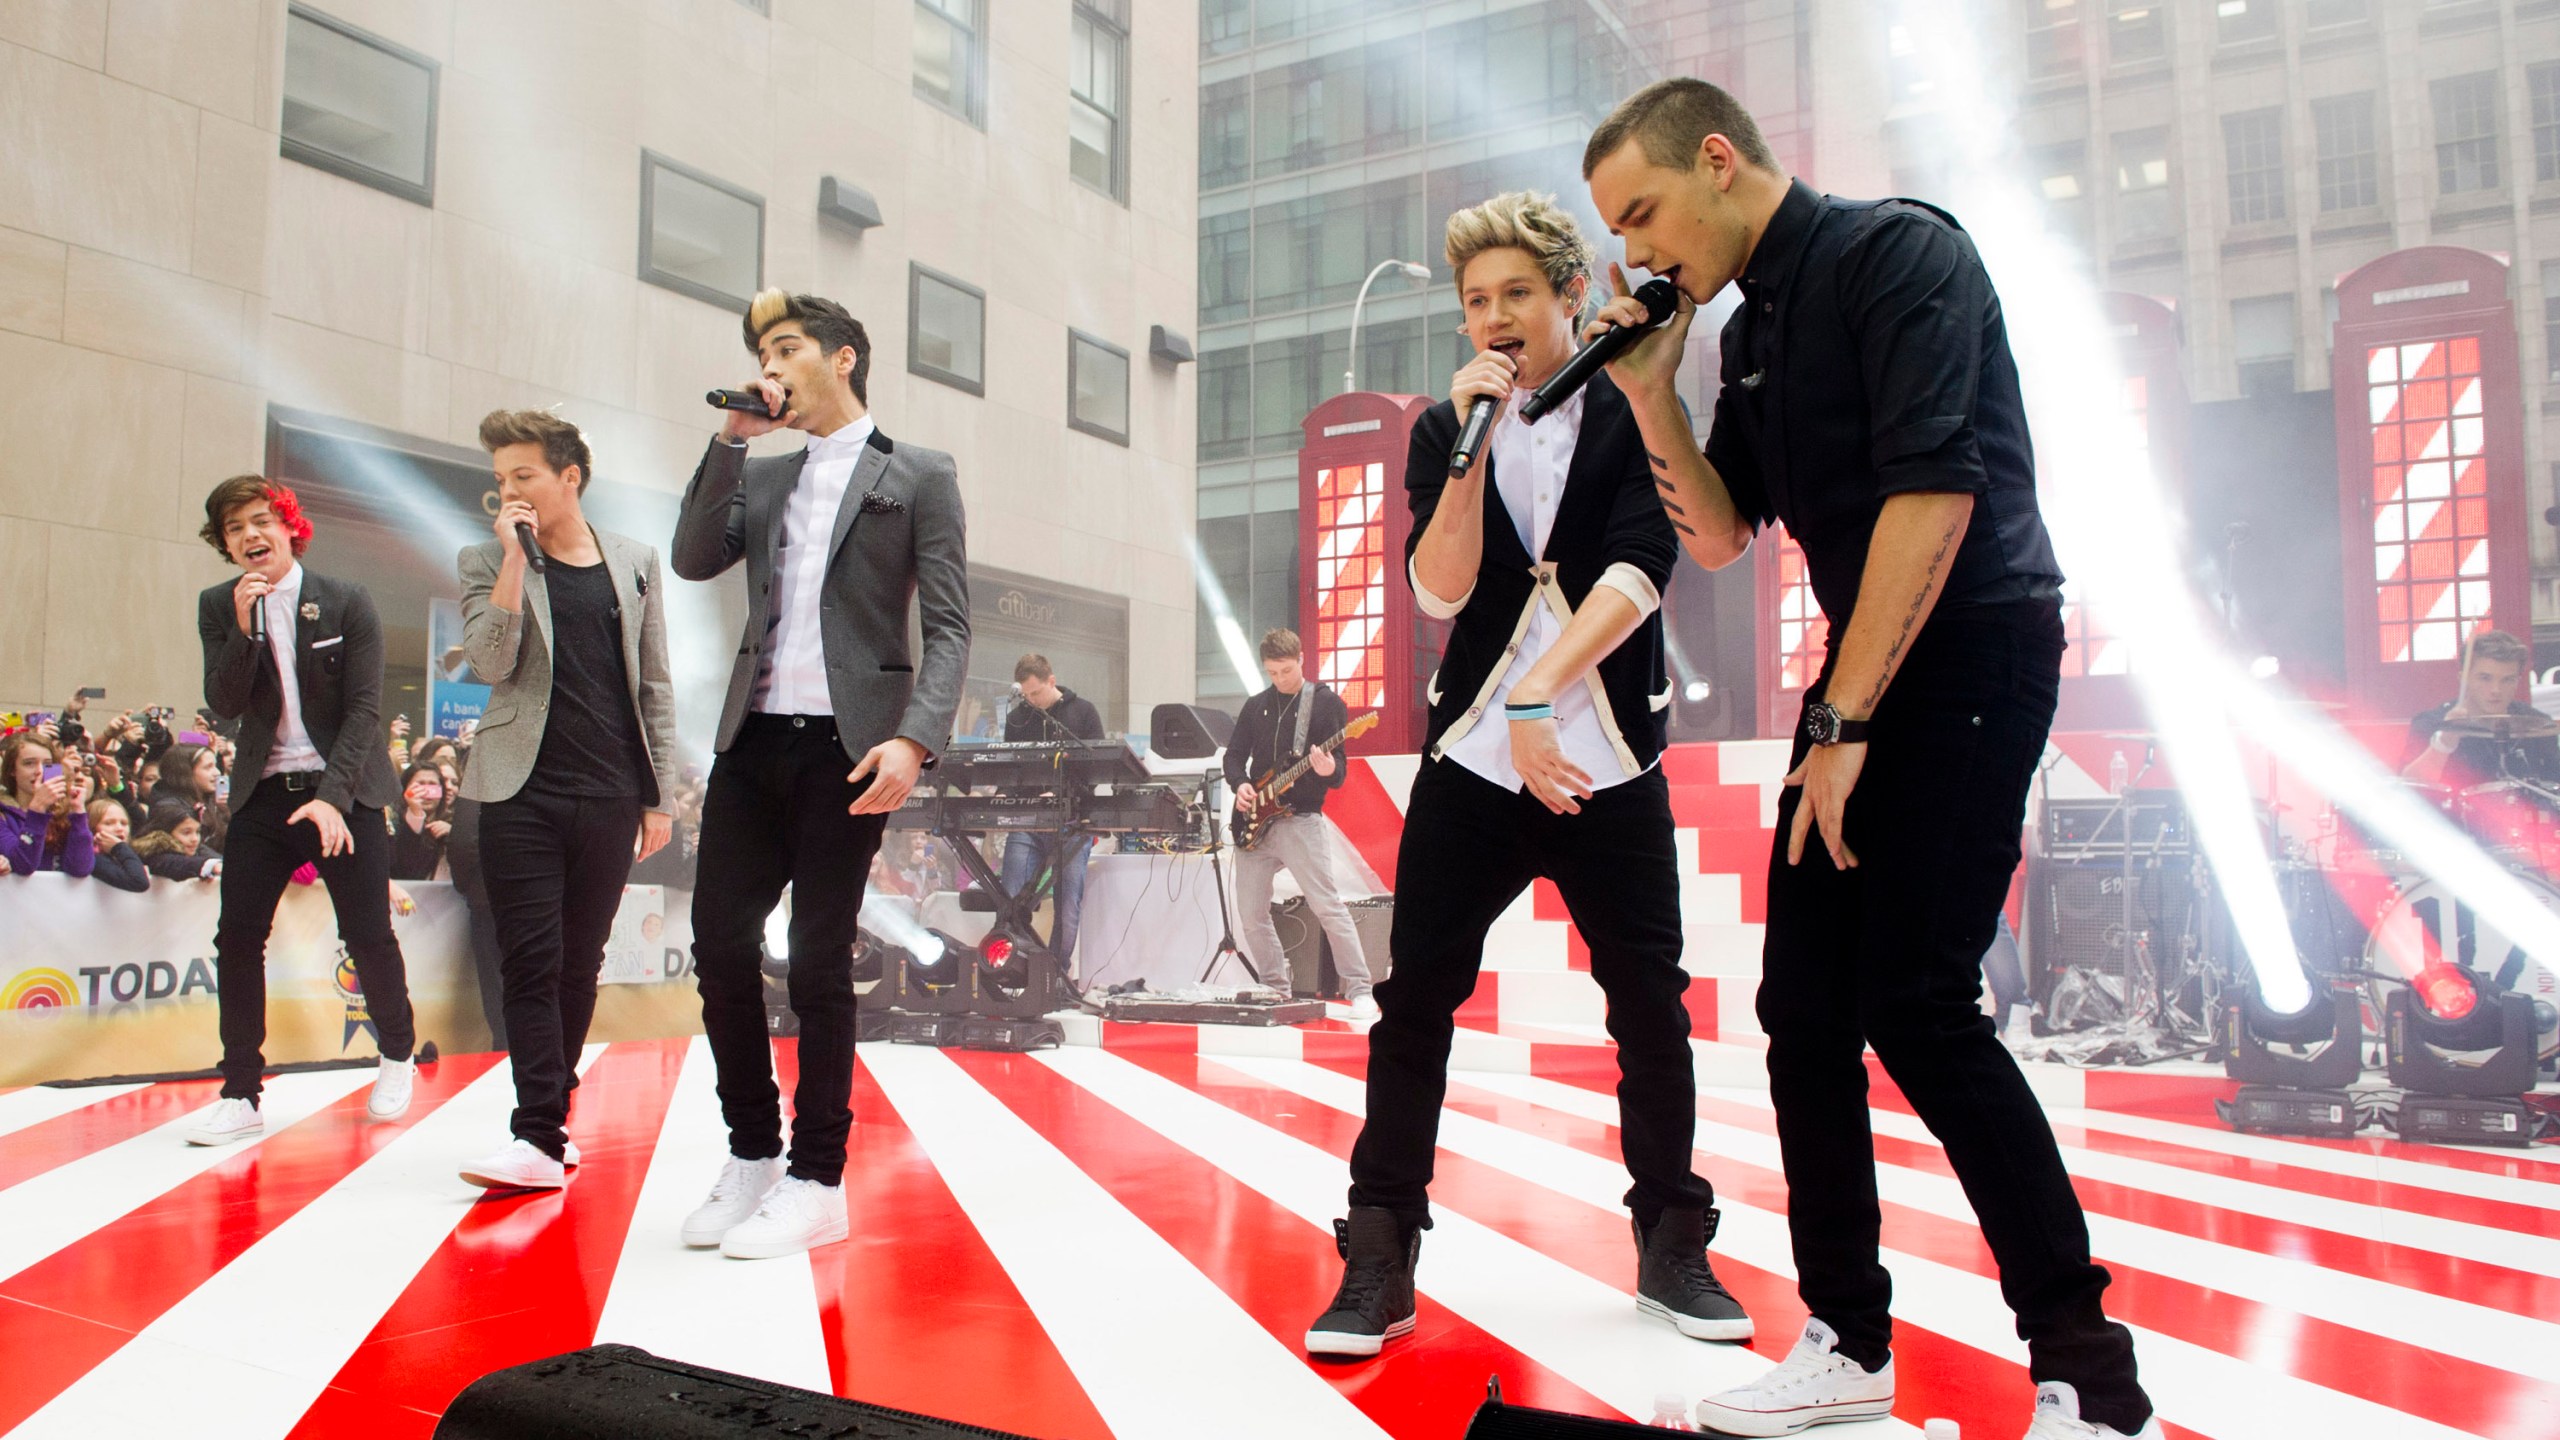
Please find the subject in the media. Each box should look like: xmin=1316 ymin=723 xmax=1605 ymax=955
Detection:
xmin=426 ymin=598 xmax=489 ymax=739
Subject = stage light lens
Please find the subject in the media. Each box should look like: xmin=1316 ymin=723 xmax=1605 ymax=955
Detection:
xmin=1683 ymin=680 xmax=1713 ymax=702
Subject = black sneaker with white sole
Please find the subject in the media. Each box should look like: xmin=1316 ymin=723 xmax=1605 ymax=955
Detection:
xmin=1635 ymin=1206 xmax=1755 ymax=1341
xmin=1304 ymin=1207 xmax=1418 ymax=1357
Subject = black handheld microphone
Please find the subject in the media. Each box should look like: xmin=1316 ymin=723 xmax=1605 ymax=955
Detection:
xmin=246 ymin=588 xmax=265 ymax=644
xmin=515 ymin=522 xmax=549 ymax=574
xmin=706 ymin=387 xmax=777 ymax=417
xmin=1446 ymin=397 xmax=1498 ymax=479
xmin=1520 ymin=278 xmax=1679 ymax=423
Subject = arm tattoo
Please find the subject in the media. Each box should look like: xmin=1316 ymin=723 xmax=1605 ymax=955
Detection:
xmin=1857 ymin=509 xmax=1967 ymax=715
xmin=1651 ymin=477 xmax=1689 ymax=515
xmin=1669 ymin=516 xmax=1698 ymax=537
xmin=1646 ymin=451 xmax=1670 ymax=472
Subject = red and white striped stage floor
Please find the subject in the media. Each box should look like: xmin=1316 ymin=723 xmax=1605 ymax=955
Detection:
xmin=1 ymin=1024 xmax=2554 ymax=1439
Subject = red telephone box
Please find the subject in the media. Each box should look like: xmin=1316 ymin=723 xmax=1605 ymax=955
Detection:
xmin=1298 ymin=391 xmax=1435 ymax=757
xmin=2329 ymin=248 xmax=2530 ymax=720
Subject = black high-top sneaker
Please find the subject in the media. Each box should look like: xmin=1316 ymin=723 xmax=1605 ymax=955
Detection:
xmin=1305 ymin=1207 xmax=1419 ymax=1357
xmin=1635 ymin=1206 xmax=1755 ymax=1341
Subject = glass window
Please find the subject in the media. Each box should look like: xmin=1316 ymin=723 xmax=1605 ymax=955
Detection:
xmin=2026 ymin=0 xmax=2084 ymax=80
xmin=2304 ymin=0 xmax=2366 ymax=24
xmin=2313 ymin=94 xmax=2380 ymax=211
xmin=2033 ymin=141 xmax=2091 ymax=248
xmin=1203 ymin=0 xmax=1250 ymax=56
xmin=914 ymin=0 xmax=984 ymax=126
xmin=2543 ymin=262 xmax=2560 ymax=378
xmin=2223 ymin=108 xmax=2286 ymax=224
xmin=909 ymin=265 xmax=985 ymax=396
xmin=2532 ymin=63 xmax=2560 ymax=185
xmin=280 ymin=5 xmax=437 ymax=205
xmin=2233 ymin=294 xmax=2295 ymax=396
xmin=2112 ymin=127 xmax=2172 ymax=242
xmin=1200 ymin=211 xmax=1251 ymax=325
xmin=1251 ymin=177 xmax=1421 ymax=313
xmin=639 ymin=152 xmax=763 ymax=310
xmin=2215 ymin=0 xmax=2277 ymax=44
xmin=1201 ymin=79 xmax=1250 ymax=190
xmin=1068 ymin=331 xmax=1130 ymax=444
xmin=2108 ymin=0 xmax=2165 ymax=63
xmin=2432 ymin=73 xmax=2501 ymax=195
xmin=1070 ymin=2 xmax=1126 ymax=200
xmin=1199 ymin=344 xmax=1251 ymax=461
xmin=1426 ymin=6 xmax=1584 ymax=145
xmin=2365 ymin=337 xmax=2493 ymax=664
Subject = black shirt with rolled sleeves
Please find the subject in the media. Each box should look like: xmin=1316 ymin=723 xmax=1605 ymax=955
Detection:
xmin=1702 ymin=179 xmax=2065 ymax=628
xmin=524 ymin=559 xmax=649 ymax=800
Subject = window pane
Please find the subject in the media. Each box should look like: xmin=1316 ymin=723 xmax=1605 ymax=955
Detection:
xmin=2314 ymin=94 xmax=2380 ymax=211
xmin=2222 ymin=108 xmax=2286 ymax=223
xmin=2305 ymin=0 xmax=2365 ymax=24
xmin=1199 ymin=344 xmax=1251 ymax=460
xmin=2113 ymin=127 xmax=2172 ymax=241
xmin=2432 ymin=73 xmax=2501 ymax=194
xmin=2216 ymin=0 xmax=2276 ymax=43
xmin=2543 ymin=262 xmax=2560 ymax=380
xmin=2233 ymin=294 xmax=2294 ymax=395
xmin=643 ymin=157 xmax=762 ymax=307
xmin=2032 ymin=141 xmax=2090 ymax=248
xmin=914 ymin=1 xmax=978 ymax=122
xmin=282 ymin=8 xmax=435 ymax=199
xmin=1201 ymin=79 xmax=1250 ymax=189
xmin=1200 ymin=211 xmax=1251 ymax=324
xmin=2108 ymin=1 xmax=2165 ymax=63
xmin=911 ymin=267 xmax=985 ymax=391
xmin=2532 ymin=63 xmax=2560 ymax=185
xmin=2026 ymin=0 xmax=2083 ymax=80
xmin=1070 ymin=333 xmax=1129 ymax=442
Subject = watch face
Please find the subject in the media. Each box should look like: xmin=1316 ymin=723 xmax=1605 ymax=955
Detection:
xmin=1806 ymin=705 xmax=1838 ymax=745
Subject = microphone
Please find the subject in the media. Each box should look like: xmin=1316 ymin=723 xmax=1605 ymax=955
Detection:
xmin=246 ymin=589 xmax=265 ymax=645
xmin=1520 ymin=278 xmax=1679 ymax=423
xmin=515 ymin=522 xmax=548 ymax=574
xmin=706 ymin=387 xmax=776 ymax=417
xmin=1447 ymin=397 xmax=1497 ymax=479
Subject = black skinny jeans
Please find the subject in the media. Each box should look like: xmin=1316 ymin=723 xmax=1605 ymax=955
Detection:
xmin=1758 ymin=605 xmax=2150 ymax=1433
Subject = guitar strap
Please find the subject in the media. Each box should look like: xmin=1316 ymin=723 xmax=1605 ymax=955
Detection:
xmin=1289 ymin=683 xmax=1316 ymax=760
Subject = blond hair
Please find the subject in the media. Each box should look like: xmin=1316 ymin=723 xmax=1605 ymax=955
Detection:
xmin=1444 ymin=191 xmax=1595 ymax=309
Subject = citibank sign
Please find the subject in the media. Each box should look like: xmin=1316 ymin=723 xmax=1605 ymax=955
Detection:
xmin=996 ymin=590 xmax=1060 ymax=626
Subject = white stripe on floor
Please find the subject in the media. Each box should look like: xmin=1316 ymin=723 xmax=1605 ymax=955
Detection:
xmin=591 ymin=1035 xmax=830 ymax=1393
xmin=863 ymin=1043 xmax=1390 ymax=1440
xmin=0 ymin=1081 xmax=148 ymax=1144
xmin=1459 ymin=1069 xmax=2560 ymax=1385
xmin=0 ymin=1067 xmax=375 ymax=1286
xmin=1216 ymin=1055 xmax=2489 ymax=1440
xmin=10 ymin=1049 xmax=599 ymax=1440
xmin=1031 ymin=1047 xmax=1911 ymax=1433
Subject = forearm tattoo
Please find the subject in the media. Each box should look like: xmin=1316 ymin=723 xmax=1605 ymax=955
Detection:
xmin=1858 ymin=507 xmax=1966 ymax=715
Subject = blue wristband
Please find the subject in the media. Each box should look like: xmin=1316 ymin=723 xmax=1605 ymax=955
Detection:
xmin=1504 ymin=702 xmax=1555 ymax=721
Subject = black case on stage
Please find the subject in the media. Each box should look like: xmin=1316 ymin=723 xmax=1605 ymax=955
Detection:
xmin=1462 ymin=1378 xmax=1664 ymax=1437
xmin=434 ymin=1344 xmax=1041 ymax=1439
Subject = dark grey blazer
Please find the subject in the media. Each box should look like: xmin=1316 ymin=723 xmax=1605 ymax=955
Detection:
xmin=196 ymin=568 xmax=399 ymax=817
xmin=670 ymin=428 xmax=968 ymax=764
xmin=454 ymin=526 xmax=681 ymax=809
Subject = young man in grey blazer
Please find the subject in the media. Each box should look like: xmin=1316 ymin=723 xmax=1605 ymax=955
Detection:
xmin=451 ymin=409 xmax=681 ymax=1192
xmin=671 ymin=289 xmax=969 ymax=1259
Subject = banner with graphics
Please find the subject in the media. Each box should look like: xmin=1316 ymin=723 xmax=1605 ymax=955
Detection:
xmin=0 ymin=875 xmax=703 ymax=1087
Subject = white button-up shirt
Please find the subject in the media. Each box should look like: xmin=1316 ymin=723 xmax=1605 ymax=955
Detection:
xmin=260 ymin=563 xmax=324 ymax=777
xmin=1416 ymin=387 xmax=1660 ymax=794
xmin=754 ymin=416 xmax=875 ymax=716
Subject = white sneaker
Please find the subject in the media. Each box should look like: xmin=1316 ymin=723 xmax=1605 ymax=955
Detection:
xmin=2023 ymin=1382 xmax=2163 ymax=1439
xmin=366 ymin=1056 xmax=416 ymax=1120
xmin=679 ymin=1156 xmax=786 ymax=1247
xmin=1348 ymin=994 xmax=1381 ymax=1021
xmin=1694 ymin=1319 xmax=1896 ymax=1436
xmin=564 ymin=1140 xmax=581 ymax=1167
xmin=186 ymin=1096 xmax=263 ymax=1147
xmin=459 ymin=1139 xmax=567 ymax=1191
xmin=720 ymin=1175 xmax=849 ymax=1260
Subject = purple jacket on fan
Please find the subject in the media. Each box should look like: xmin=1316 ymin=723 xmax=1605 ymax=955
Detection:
xmin=0 ymin=802 xmax=95 ymax=878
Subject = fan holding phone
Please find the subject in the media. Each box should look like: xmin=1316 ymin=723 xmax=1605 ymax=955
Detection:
xmin=0 ymin=727 xmax=98 ymax=878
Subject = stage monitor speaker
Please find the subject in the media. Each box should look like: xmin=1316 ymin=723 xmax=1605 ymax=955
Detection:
xmin=435 ymin=1344 xmax=1039 ymax=1439
xmin=1148 ymin=703 xmax=1234 ymax=759
xmin=2026 ymin=852 xmax=2201 ymax=1001
xmin=1276 ymin=894 xmax=1394 ymax=997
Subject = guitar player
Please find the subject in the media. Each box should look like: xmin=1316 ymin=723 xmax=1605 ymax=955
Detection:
xmin=1224 ymin=627 xmax=1378 ymax=1018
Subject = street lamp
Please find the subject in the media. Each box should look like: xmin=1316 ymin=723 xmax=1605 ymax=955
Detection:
xmin=1345 ymin=259 xmax=1433 ymax=394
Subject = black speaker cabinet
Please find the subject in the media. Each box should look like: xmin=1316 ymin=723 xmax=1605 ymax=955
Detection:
xmin=435 ymin=1344 xmax=1039 ymax=1439
xmin=2027 ymin=853 xmax=2200 ymax=1001
xmin=1276 ymin=894 xmax=1394 ymax=997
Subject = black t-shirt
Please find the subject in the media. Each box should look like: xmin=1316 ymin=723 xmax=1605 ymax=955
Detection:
xmin=1703 ymin=180 xmax=2065 ymax=629
xmin=527 ymin=559 xmax=647 ymax=799
xmin=2404 ymin=701 xmax=2560 ymax=788
xmin=1222 ymin=684 xmax=1349 ymax=816
xmin=389 ymin=811 xmax=444 ymax=880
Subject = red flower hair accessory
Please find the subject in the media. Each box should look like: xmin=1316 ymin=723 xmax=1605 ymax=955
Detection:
xmin=263 ymin=483 xmax=315 ymax=556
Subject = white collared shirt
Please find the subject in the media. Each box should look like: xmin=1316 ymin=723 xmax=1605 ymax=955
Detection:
xmin=754 ymin=415 xmax=876 ymax=716
xmin=1415 ymin=387 xmax=1661 ymax=795
xmin=260 ymin=563 xmax=324 ymax=777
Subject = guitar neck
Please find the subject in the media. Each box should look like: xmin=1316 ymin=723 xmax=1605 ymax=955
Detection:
xmin=1261 ymin=727 xmax=1351 ymax=793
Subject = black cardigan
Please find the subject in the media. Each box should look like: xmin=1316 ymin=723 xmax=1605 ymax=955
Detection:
xmin=1403 ymin=371 xmax=1678 ymax=771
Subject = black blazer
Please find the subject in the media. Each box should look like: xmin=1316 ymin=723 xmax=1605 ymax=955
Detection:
xmin=1403 ymin=371 xmax=1678 ymax=772
xmin=196 ymin=569 xmax=400 ymax=817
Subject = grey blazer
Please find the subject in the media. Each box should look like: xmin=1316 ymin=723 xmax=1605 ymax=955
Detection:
xmin=454 ymin=526 xmax=681 ymax=809
xmin=669 ymin=428 xmax=968 ymax=765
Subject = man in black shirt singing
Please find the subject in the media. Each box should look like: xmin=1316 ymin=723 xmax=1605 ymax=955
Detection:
xmin=1000 ymin=653 xmax=1105 ymax=965
xmin=1583 ymin=81 xmax=2155 ymax=1438
xmin=452 ymin=409 xmax=681 ymax=1192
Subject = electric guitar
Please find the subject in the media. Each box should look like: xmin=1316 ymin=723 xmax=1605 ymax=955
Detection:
xmin=1229 ymin=712 xmax=1378 ymax=849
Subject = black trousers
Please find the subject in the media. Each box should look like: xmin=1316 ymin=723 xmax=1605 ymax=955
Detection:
xmin=445 ymin=798 xmax=509 ymax=1049
xmin=213 ymin=776 xmax=416 ymax=1100
xmin=1758 ymin=607 xmax=2149 ymax=1433
xmin=691 ymin=714 xmax=887 ymax=1186
xmin=1350 ymin=761 xmax=1711 ymax=1228
xmin=481 ymin=786 xmax=642 ymax=1160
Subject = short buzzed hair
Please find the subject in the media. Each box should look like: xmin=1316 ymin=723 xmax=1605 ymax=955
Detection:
xmin=1582 ymin=77 xmax=1777 ymax=179
xmin=745 ymin=289 xmax=872 ymax=405
xmin=1259 ymin=628 xmax=1302 ymax=661
xmin=478 ymin=409 xmax=594 ymax=493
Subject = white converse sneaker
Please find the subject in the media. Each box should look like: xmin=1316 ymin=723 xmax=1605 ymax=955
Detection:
xmin=563 ymin=1140 xmax=581 ymax=1168
xmin=720 ymin=1175 xmax=849 ymax=1260
xmin=186 ymin=1096 xmax=263 ymax=1147
xmin=459 ymin=1139 xmax=567 ymax=1191
xmin=366 ymin=1056 xmax=416 ymax=1120
xmin=1348 ymin=994 xmax=1381 ymax=1021
xmin=1694 ymin=1319 xmax=1896 ymax=1436
xmin=2023 ymin=1381 xmax=2163 ymax=1439
xmin=679 ymin=1156 xmax=786 ymax=1247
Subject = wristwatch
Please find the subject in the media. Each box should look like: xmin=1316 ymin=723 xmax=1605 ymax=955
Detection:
xmin=1803 ymin=701 xmax=1870 ymax=747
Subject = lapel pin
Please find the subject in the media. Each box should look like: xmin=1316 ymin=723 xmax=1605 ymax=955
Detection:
xmin=299 ymin=602 xmax=320 ymax=621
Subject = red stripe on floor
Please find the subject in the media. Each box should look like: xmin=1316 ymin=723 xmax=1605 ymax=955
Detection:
xmin=0 ymin=1077 xmax=224 ymax=1192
